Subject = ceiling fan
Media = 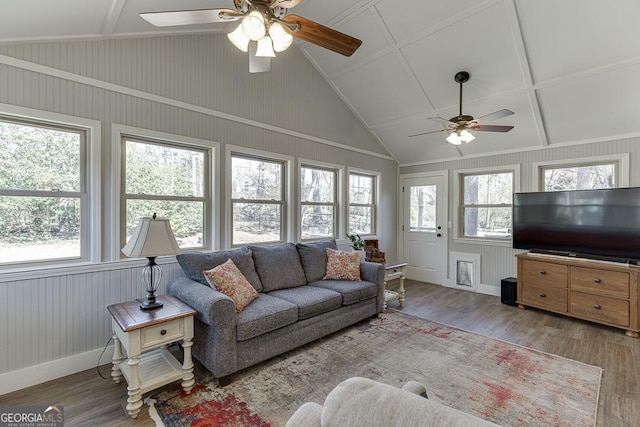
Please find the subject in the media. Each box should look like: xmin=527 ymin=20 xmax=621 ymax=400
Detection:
xmin=409 ymin=71 xmax=514 ymax=145
xmin=140 ymin=0 xmax=362 ymax=73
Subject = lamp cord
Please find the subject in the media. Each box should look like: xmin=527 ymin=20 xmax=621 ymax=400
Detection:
xmin=96 ymin=335 xmax=114 ymax=380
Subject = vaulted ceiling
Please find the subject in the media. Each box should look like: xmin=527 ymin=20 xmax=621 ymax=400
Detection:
xmin=1 ymin=0 xmax=639 ymax=165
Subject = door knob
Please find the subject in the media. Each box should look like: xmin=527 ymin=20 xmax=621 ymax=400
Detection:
xmin=436 ymin=233 xmax=442 ymax=237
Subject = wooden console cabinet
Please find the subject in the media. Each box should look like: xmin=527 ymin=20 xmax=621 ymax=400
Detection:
xmin=516 ymin=253 xmax=640 ymax=337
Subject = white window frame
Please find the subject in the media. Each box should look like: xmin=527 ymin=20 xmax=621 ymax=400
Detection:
xmin=347 ymin=168 xmax=380 ymax=238
xmin=226 ymin=145 xmax=293 ymax=248
xmin=0 ymin=103 xmax=101 ymax=270
xmin=112 ymin=124 xmax=218 ymax=259
xmin=533 ymin=153 xmax=630 ymax=191
xmin=298 ymin=159 xmax=342 ymax=242
xmin=453 ymin=164 xmax=520 ymax=247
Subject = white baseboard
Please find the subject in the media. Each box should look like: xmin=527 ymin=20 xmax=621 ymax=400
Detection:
xmin=0 ymin=344 xmax=114 ymax=395
xmin=442 ymin=282 xmax=501 ymax=297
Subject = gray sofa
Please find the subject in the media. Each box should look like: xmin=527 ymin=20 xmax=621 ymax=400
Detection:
xmin=168 ymin=239 xmax=385 ymax=383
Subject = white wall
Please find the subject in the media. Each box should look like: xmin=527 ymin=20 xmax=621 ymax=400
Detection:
xmin=0 ymin=34 xmax=398 ymax=393
xmin=399 ymin=137 xmax=640 ymax=291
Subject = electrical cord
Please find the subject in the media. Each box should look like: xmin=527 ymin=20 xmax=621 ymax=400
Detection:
xmin=96 ymin=335 xmax=113 ymax=380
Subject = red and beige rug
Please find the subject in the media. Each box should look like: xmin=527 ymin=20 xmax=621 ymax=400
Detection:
xmin=148 ymin=311 xmax=601 ymax=427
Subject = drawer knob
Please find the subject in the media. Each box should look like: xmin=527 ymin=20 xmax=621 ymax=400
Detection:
xmin=160 ymin=329 xmax=167 ymax=335
xmin=593 ymin=278 xmax=601 ymax=283
xmin=594 ymin=304 xmax=601 ymax=310
xmin=540 ymin=270 xmax=546 ymax=275
xmin=539 ymin=293 xmax=546 ymax=298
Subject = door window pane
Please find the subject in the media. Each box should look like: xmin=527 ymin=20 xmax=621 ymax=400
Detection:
xmin=409 ymin=185 xmax=436 ymax=232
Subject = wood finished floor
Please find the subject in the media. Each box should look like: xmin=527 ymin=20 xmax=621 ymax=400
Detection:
xmin=1 ymin=280 xmax=638 ymax=426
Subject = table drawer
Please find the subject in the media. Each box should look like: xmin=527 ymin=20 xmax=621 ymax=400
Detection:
xmin=570 ymin=291 xmax=629 ymax=327
xmin=141 ymin=318 xmax=184 ymax=350
xmin=570 ymin=267 xmax=629 ymax=298
xmin=521 ymin=260 xmax=567 ymax=288
xmin=520 ymin=283 xmax=568 ymax=313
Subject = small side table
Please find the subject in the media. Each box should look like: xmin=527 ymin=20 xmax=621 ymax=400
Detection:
xmin=383 ymin=261 xmax=407 ymax=310
xmin=107 ymin=294 xmax=196 ymax=418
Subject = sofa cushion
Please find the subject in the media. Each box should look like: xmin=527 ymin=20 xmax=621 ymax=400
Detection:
xmin=176 ymin=247 xmax=263 ymax=292
xmin=323 ymin=248 xmax=361 ymax=281
xmin=250 ymin=243 xmax=307 ymax=292
xmin=296 ymin=239 xmax=338 ymax=282
xmin=308 ymin=280 xmax=377 ymax=305
xmin=269 ymin=286 xmax=342 ymax=320
xmin=203 ymin=259 xmax=259 ymax=313
xmin=236 ymin=293 xmax=298 ymax=341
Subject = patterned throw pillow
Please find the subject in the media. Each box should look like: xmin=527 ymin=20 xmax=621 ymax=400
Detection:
xmin=203 ymin=259 xmax=259 ymax=312
xmin=323 ymin=248 xmax=361 ymax=281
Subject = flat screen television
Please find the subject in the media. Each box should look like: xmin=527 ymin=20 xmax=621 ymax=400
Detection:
xmin=512 ymin=187 xmax=640 ymax=264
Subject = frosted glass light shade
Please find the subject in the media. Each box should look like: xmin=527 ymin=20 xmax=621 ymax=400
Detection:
xmin=446 ymin=132 xmax=463 ymax=145
xmin=228 ymin=23 xmax=250 ymax=52
xmin=269 ymin=22 xmax=293 ymax=52
xmin=242 ymin=10 xmax=266 ymax=41
xmin=459 ymin=129 xmax=475 ymax=143
xmin=256 ymin=36 xmax=276 ymax=57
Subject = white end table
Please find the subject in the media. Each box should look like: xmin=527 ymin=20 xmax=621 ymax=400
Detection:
xmin=108 ymin=294 xmax=196 ymax=418
xmin=383 ymin=261 xmax=407 ymax=310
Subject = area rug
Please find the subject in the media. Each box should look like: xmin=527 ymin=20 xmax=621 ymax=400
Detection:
xmin=148 ymin=311 xmax=602 ymax=427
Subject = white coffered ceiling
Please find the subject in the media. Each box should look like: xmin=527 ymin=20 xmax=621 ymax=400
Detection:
xmin=0 ymin=0 xmax=638 ymax=165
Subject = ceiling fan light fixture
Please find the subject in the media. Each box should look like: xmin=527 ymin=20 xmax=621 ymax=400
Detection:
xmin=241 ymin=10 xmax=266 ymax=41
xmin=459 ymin=129 xmax=475 ymax=143
xmin=228 ymin=23 xmax=250 ymax=52
xmin=256 ymin=36 xmax=276 ymax=57
xmin=269 ymin=22 xmax=293 ymax=52
xmin=446 ymin=132 xmax=463 ymax=145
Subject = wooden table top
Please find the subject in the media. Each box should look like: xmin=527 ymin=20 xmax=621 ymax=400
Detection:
xmin=384 ymin=261 xmax=408 ymax=270
xmin=107 ymin=294 xmax=196 ymax=332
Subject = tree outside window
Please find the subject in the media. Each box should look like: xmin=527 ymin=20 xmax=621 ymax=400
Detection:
xmin=542 ymin=163 xmax=615 ymax=191
xmin=461 ymin=172 xmax=513 ymax=239
xmin=123 ymin=138 xmax=208 ymax=250
xmin=349 ymin=172 xmax=376 ymax=235
xmin=0 ymin=119 xmax=84 ymax=264
xmin=301 ymin=165 xmax=337 ymax=240
xmin=231 ymin=155 xmax=285 ymax=245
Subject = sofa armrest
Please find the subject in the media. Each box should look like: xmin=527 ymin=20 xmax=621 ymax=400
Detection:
xmin=167 ymin=277 xmax=237 ymax=328
xmin=402 ymin=381 xmax=428 ymax=398
xmin=360 ymin=261 xmax=385 ymax=312
xmin=285 ymin=402 xmax=322 ymax=427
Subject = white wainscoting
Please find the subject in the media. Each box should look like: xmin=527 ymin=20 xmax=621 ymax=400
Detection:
xmin=0 ymin=260 xmax=184 ymax=395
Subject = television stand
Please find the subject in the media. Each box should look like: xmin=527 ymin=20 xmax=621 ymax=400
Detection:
xmin=516 ymin=253 xmax=640 ymax=337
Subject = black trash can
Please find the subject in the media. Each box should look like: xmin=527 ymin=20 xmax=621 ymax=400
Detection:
xmin=501 ymin=277 xmax=517 ymax=306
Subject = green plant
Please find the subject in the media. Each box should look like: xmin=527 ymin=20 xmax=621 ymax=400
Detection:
xmin=345 ymin=233 xmax=364 ymax=250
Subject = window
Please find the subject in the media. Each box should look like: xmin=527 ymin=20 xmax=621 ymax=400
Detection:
xmin=300 ymin=164 xmax=338 ymax=240
xmin=459 ymin=170 xmax=515 ymax=240
xmin=0 ymin=117 xmax=86 ymax=265
xmin=540 ymin=161 xmax=620 ymax=191
xmin=349 ymin=172 xmax=377 ymax=235
xmin=122 ymin=137 xmax=209 ymax=251
xmin=231 ymin=154 xmax=285 ymax=245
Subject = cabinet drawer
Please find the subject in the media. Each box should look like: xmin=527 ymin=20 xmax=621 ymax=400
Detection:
xmin=141 ymin=318 xmax=184 ymax=350
xmin=521 ymin=260 xmax=567 ymax=288
xmin=521 ymin=283 xmax=568 ymax=313
xmin=570 ymin=291 xmax=629 ymax=327
xmin=570 ymin=267 xmax=629 ymax=298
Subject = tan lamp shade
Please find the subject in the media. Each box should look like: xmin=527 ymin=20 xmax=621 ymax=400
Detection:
xmin=122 ymin=216 xmax=181 ymax=258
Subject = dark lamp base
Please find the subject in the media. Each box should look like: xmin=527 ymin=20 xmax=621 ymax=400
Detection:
xmin=140 ymin=299 xmax=164 ymax=310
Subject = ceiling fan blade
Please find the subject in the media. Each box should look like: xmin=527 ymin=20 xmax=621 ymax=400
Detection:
xmin=140 ymin=9 xmax=241 ymax=27
xmin=283 ymin=15 xmax=362 ymax=56
xmin=408 ymin=129 xmax=446 ymax=138
xmin=474 ymin=124 xmax=514 ymax=133
xmin=475 ymin=109 xmax=514 ymax=123
xmin=272 ymin=0 xmax=305 ymax=8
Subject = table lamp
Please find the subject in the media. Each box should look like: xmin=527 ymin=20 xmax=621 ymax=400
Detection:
xmin=122 ymin=214 xmax=181 ymax=310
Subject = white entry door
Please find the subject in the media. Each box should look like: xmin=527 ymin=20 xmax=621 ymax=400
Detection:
xmin=401 ymin=174 xmax=447 ymax=284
